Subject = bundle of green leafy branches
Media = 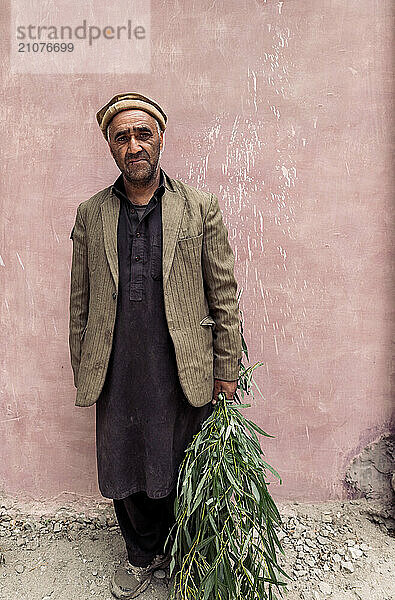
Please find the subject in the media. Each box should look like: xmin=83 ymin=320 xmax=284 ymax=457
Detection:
xmin=165 ymin=298 xmax=291 ymax=600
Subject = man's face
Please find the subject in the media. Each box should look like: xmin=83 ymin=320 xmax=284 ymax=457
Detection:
xmin=107 ymin=110 xmax=163 ymax=185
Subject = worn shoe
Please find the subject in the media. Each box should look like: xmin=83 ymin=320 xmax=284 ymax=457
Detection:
xmin=110 ymin=564 xmax=153 ymax=599
xmin=145 ymin=550 xmax=172 ymax=573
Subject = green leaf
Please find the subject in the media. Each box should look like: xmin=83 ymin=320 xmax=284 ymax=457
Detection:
xmin=167 ymin=300 xmax=291 ymax=600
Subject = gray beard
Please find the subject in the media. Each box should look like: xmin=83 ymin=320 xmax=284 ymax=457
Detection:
xmin=122 ymin=157 xmax=159 ymax=189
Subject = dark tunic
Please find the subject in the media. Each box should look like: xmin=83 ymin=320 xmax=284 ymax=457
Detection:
xmin=95 ymin=168 xmax=214 ymax=500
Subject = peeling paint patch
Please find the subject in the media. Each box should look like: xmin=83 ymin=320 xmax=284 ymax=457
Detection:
xmin=345 ymin=433 xmax=394 ymax=504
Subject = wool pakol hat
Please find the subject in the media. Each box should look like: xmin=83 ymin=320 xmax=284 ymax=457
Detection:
xmin=96 ymin=92 xmax=167 ymax=140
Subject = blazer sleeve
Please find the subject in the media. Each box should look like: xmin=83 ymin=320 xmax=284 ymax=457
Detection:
xmin=69 ymin=205 xmax=89 ymax=388
xmin=202 ymin=193 xmax=242 ymax=381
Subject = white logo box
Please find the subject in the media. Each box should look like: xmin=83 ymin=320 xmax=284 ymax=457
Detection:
xmin=10 ymin=0 xmax=151 ymax=74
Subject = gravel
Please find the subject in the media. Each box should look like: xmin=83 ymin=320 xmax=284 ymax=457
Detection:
xmin=0 ymin=496 xmax=393 ymax=599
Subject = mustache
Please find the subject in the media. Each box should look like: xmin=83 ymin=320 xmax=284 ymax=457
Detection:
xmin=126 ymin=155 xmax=149 ymax=162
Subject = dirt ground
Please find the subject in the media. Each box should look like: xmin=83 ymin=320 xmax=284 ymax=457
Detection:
xmin=0 ymin=496 xmax=394 ymax=600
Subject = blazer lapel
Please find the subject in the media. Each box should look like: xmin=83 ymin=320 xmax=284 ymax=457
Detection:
xmin=161 ymin=174 xmax=185 ymax=288
xmin=101 ymin=190 xmax=120 ymax=289
xmin=100 ymin=170 xmax=185 ymax=291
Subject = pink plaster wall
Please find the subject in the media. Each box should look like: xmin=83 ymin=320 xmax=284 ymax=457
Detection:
xmin=0 ymin=1 xmax=393 ymax=502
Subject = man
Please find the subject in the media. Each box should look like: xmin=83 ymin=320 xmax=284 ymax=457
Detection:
xmin=69 ymin=92 xmax=242 ymax=598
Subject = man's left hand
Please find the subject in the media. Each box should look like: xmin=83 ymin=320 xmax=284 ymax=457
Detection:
xmin=212 ymin=379 xmax=238 ymax=405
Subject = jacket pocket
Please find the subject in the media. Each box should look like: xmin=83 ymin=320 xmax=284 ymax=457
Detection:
xmin=175 ymin=233 xmax=203 ymax=270
xmin=177 ymin=232 xmax=203 ymax=243
xmin=150 ymin=234 xmax=162 ymax=280
xmin=199 ymin=314 xmax=216 ymax=327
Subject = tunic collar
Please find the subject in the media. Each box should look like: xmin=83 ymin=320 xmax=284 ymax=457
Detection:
xmin=111 ymin=167 xmax=167 ymax=204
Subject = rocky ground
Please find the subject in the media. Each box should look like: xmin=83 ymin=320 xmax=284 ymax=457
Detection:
xmin=0 ymin=496 xmax=393 ymax=600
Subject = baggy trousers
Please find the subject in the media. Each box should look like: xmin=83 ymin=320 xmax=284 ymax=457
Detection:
xmin=113 ymin=485 xmax=178 ymax=567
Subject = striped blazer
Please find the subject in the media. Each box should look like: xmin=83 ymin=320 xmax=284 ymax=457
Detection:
xmin=69 ymin=169 xmax=242 ymax=408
